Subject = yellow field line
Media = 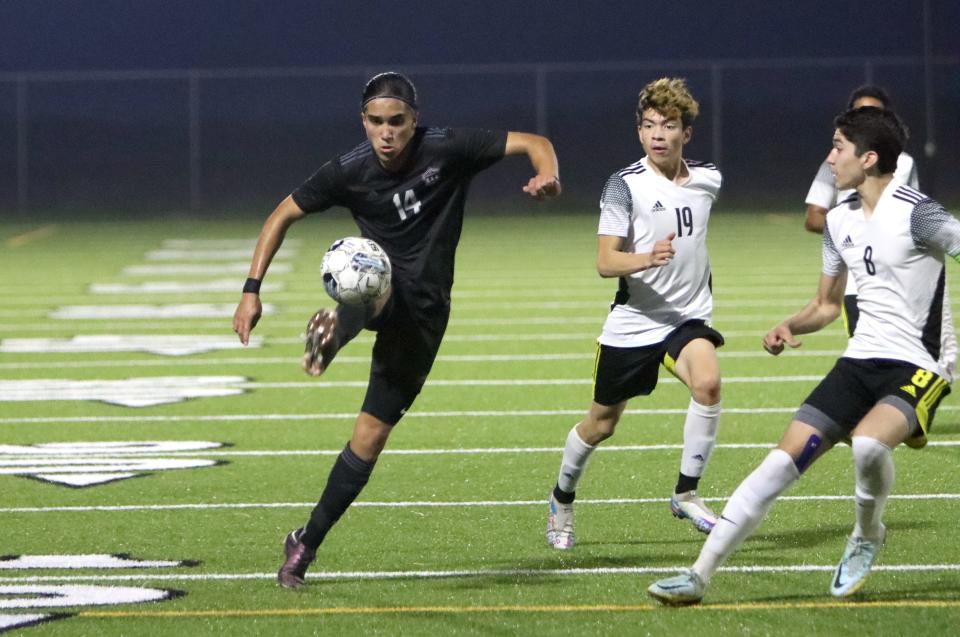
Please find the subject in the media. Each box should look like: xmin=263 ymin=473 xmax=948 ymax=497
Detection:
xmin=79 ymin=599 xmax=960 ymax=619
xmin=5 ymin=224 xmax=58 ymax=248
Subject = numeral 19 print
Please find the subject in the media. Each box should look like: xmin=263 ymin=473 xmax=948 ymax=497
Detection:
xmin=675 ymin=207 xmax=693 ymax=237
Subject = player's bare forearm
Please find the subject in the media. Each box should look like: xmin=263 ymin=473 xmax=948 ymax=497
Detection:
xmin=233 ymin=196 xmax=305 ymax=344
xmin=763 ymin=273 xmax=843 ymax=354
xmin=596 ymin=233 xmax=674 ymax=278
xmin=505 ymin=131 xmax=560 ymax=199
xmin=246 ymin=195 xmax=306 ymax=280
xmin=804 ymin=204 xmax=827 ymax=234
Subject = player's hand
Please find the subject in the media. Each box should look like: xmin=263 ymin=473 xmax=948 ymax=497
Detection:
xmin=522 ymin=175 xmax=561 ymax=200
xmin=763 ymin=324 xmax=801 ymax=356
xmin=233 ymin=293 xmax=262 ymax=345
xmin=648 ymin=232 xmax=676 ymax=268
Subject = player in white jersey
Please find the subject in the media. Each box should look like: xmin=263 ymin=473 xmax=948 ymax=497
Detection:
xmin=649 ymin=106 xmax=960 ymax=605
xmin=803 ymin=85 xmax=919 ymax=335
xmin=546 ymin=78 xmax=724 ymax=550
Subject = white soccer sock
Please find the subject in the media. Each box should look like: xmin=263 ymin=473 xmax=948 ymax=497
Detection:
xmin=680 ymin=398 xmax=721 ymax=479
xmin=692 ymin=449 xmax=800 ymax=583
xmin=852 ymin=436 xmax=894 ymax=541
xmin=556 ymin=425 xmax=596 ymax=495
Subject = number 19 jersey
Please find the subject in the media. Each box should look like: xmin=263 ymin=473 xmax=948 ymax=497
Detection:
xmin=597 ymin=157 xmax=722 ymax=347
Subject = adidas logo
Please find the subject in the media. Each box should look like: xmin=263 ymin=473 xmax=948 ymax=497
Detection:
xmin=841 ymin=235 xmax=854 ymax=249
xmin=651 ymin=200 xmax=667 ymax=213
xmin=900 ymin=384 xmax=917 ymax=398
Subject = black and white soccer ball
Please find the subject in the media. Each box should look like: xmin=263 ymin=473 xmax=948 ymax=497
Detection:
xmin=320 ymin=237 xmax=391 ymax=305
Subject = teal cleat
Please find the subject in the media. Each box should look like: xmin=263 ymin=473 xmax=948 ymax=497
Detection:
xmin=830 ymin=526 xmax=885 ymax=597
xmin=647 ymin=570 xmax=707 ymax=606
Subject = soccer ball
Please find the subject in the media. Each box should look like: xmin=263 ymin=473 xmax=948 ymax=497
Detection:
xmin=320 ymin=237 xmax=391 ymax=305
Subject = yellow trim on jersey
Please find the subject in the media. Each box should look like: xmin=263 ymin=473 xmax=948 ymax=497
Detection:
xmin=915 ymin=376 xmax=950 ymax=434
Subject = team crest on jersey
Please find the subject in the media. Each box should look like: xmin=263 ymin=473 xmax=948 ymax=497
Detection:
xmin=421 ymin=166 xmax=441 ymax=185
xmin=841 ymin=235 xmax=855 ymax=249
xmin=651 ymin=200 xmax=666 ymax=213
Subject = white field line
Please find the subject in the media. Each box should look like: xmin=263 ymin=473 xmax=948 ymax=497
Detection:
xmin=0 ymin=352 xmax=848 ymax=370
xmin=5 ymin=440 xmax=955 ymax=460
xmin=2 ymin=563 xmax=960 ymax=585
xmin=4 ymin=493 xmax=960 ymax=515
xmin=0 ymin=315 xmax=828 ymax=331
xmin=6 ymin=405 xmax=960 ymax=425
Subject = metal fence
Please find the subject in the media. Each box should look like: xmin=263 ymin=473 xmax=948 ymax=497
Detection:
xmin=2 ymin=56 xmax=958 ymax=217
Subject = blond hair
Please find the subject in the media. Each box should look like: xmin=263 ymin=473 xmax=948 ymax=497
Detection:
xmin=636 ymin=77 xmax=700 ymax=127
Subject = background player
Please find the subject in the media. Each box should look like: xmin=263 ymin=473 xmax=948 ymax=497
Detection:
xmin=803 ymin=85 xmax=918 ymax=336
xmin=649 ymin=106 xmax=960 ymax=605
xmin=546 ymin=77 xmax=723 ymax=550
xmin=232 ymin=71 xmax=561 ymax=588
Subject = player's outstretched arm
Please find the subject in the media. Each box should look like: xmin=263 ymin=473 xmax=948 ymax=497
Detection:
xmin=504 ymin=132 xmax=561 ymax=200
xmin=596 ymin=233 xmax=675 ymax=278
xmin=233 ymin=195 xmax=306 ymax=345
xmin=763 ymin=272 xmax=844 ymax=355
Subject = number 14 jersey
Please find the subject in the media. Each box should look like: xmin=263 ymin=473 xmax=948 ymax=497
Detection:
xmin=597 ymin=157 xmax=722 ymax=347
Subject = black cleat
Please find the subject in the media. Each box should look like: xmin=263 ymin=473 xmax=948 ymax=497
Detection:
xmin=302 ymin=309 xmax=339 ymax=377
xmin=277 ymin=528 xmax=316 ymax=589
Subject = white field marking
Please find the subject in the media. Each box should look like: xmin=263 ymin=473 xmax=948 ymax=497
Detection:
xmin=48 ymin=303 xmax=275 ymax=320
xmin=145 ymin=248 xmax=294 ymax=261
xmin=5 ymin=405 xmax=960 ymax=425
xmin=0 ymin=584 xmax=174 ymax=608
xmin=161 ymin=238 xmax=301 ymax=249
xmin=235 ymin=375 xmax=827 ymax=390
xmin=0 ymin=353 xmax=846 ymax=371
xmin=0 ymin=407 xmax=909 ymax=425
xmin=0 ymin=335 xmax=263 ymax=356
xmin=0 ymin=375 xmax=829 ymax=400
xmin=0 ymin=315 xmax=832 ymax=331
xmin=0 ymin=555 xmax=185 ymax=570
xmin=13 ymin=440 xmax=951 ymax=459
xmin=0 ymin=377 xmax=248 ymax=407
xmin=3 ymin=563 xmax=960 ymax=585
xmin=4 ymin=492 xmax=960 ymax=515
xmin=123 ymin=262 xmax=292 ymax=276
xmin=89 ymin=280 xmax=284 ymax=294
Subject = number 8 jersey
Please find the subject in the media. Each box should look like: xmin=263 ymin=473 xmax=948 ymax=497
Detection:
xmin=597 ymin=157 xmax=722 ymax=347
xmin=823 ymin=184 xmax=960 ymax=379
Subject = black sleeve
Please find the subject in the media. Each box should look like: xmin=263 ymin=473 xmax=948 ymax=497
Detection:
xmin=290 ymin=159 xmax=343 ymax=214
xmin=448 ymin=128 xmax=508 ymax=175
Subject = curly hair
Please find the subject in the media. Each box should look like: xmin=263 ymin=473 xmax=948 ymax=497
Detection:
xmin=636 ymin=77 xmax=700 ymax=127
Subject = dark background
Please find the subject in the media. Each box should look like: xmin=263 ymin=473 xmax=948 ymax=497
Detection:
xmin=1 ymin=0 xmax=957 ymax=217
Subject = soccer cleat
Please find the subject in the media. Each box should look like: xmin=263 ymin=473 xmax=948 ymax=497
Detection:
xmin=277 ymin=528 xmax=316 ymax=589
xmin=303 ymin=309 xmax=339 ymax=377
xmin=546 ymin=493 xmax=575 ymax=550
xmin=670 ymin=490 xmax=717 ymax=534
xmin=830 ymin=526 xmax=886 ymax=597
xmin=647 ymin=570 xmax=707 ymax=606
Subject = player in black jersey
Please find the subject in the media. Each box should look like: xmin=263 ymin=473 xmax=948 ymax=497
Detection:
xmin=232 ymin=72 xmax=560 ymax=588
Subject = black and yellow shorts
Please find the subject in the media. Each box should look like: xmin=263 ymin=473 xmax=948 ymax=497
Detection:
xmin=592 ymin=319 xmax=724 ymax=406
xmin=794 ymin=357 xmax=951 ymax=444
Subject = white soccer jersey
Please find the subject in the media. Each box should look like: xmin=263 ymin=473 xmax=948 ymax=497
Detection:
xmin=823 ymin=183 xmax=960 ymax=378
xmin=597 ymin=157 xmax=722 ymax=347
xmin=808 ymin=152 xmax=919 ymax=296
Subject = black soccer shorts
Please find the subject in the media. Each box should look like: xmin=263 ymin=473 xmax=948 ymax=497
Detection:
xmin=794 ymin=357 xmax=951 ymax=444
xmin=592 ymin=319 xmax=724 ymax=406
xmin=359 ymin=286 xmax=450 ymax=426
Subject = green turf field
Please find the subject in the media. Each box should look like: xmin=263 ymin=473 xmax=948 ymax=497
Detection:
xmin=2 ymin=211 xmax=959 ymax=635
